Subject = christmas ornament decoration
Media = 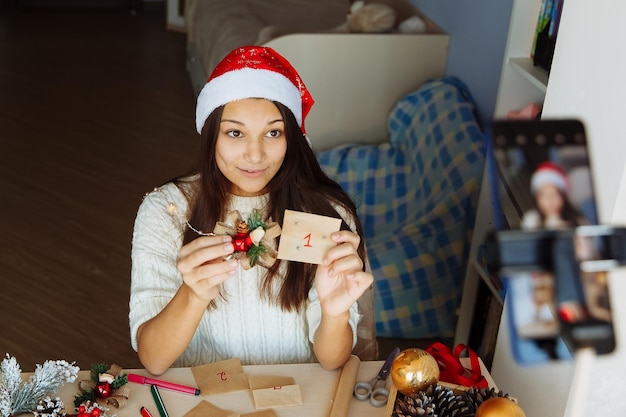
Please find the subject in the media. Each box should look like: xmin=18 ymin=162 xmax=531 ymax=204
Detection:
xmin=195 ymin=45 xmax=314 ymax=134
xmin=74 ymin=364 xmax=129 ymax=409
xmin=213 ymin=209 xmax=281 ymax=269
xmin=390 ymin=348 xmax=440 ymax=396
xmin=391 ymin=384 xmax=516 ymax=417
xmin=475 ymin=397 xmax=526 ymax=417
xmin=0 ymin=354 xmax=79 ymax=417
xmin=68 ymin=401 xmax=115 ymax=417
xmin=156 ymin=190 xmax=280 ymax=268
xmin=94 ymin=382 xmax=111 ymax=399
xmin=233 ymin=220 xmax=254 ymax=252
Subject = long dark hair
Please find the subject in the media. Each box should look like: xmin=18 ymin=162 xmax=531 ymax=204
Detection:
xmin=535 ymin=189 xmax=587 ymax=227
xmin=175 ymin=101 xmax=366 ymax=312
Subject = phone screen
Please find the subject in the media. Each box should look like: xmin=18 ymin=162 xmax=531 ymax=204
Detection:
xmin=490 ymin=119 xmax=614 ymax=364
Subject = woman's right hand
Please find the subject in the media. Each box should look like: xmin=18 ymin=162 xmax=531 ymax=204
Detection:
xmin=177 ymin=235 xmax=238 ymax=302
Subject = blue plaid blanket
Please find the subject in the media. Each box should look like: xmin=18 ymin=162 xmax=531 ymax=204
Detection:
xmin=317 ymin=77 xmax=485 ymax=339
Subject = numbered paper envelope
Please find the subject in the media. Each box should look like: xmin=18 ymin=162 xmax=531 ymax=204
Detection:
xmin=277 ymin=210 xmax=342 ymax=265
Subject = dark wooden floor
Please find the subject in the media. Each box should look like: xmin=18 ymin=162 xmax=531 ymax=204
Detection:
xmin=0 ymin=6 xmax=450 ymax=372
xmin=0 ymin=8 xmax=199 ymax=370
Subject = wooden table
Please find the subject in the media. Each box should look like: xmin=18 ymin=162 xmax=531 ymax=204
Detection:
xmin=54 ymin=361 xmax=388 ymax=417
xmin=53 ymin=358 xmax=496 ymax=417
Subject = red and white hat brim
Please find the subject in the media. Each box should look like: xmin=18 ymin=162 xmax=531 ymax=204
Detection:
xmin=195 ymin=67 xmax=303 ymax=134
xmin=531 ymin=169 xmax=569 ymax=194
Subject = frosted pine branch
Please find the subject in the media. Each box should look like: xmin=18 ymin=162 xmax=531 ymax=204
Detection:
xmin=0 ymin=355 xmax=79 ymax=417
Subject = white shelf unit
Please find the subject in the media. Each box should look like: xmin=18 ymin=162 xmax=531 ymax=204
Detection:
xmin=494 ymin=0 xmax=548 ymax=118
xmin=509 ymin=58 xmax=549 ymax=92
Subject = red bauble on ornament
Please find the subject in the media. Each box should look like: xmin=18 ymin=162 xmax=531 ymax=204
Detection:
xmin=233 ymin=232 xmax=252 ymax=252
xmin=95 ymin=381 xmax=112 ymax=398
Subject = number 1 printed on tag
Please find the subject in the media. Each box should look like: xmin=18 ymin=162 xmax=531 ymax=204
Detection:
xmin=277 ymin=210 xmax=342 ymax=264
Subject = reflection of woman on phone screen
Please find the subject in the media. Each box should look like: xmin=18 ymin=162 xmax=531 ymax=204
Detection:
xmin=522 ymin=162 xmax=595 ymax=331
xmin=521 ymin=162 xmax=588 ymax=229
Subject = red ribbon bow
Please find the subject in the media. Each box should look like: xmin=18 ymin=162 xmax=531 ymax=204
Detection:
xmin=426 ymin=342 xmax=488 ymax=388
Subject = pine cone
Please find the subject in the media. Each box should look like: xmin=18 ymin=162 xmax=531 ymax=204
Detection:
xmin=461 ymin=387 xmax=512 ymax=413
xmin=425 ymin=384 xmax=474 ymax=417
xmin=391 ymin=384 xmax=513 ymax=417
xmin=236 ymin=219 xmax=250 ymax=234
xmin=392 ymin=389 xmax=435 ymax=416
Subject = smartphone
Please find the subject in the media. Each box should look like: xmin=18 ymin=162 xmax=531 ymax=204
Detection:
xmin=489 ymin=119 xmax=615 ymax=365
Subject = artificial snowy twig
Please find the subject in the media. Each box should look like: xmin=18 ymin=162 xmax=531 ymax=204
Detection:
xmin=0 ymin=354 xmax=79 ymax=417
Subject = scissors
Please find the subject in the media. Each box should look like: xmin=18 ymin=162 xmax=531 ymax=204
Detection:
xmin=353 ymin=346 xmax=400 ymax=407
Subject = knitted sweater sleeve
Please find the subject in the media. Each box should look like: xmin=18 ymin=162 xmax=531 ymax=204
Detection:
xmin=129 ymin=185 xmax=187 ymax=352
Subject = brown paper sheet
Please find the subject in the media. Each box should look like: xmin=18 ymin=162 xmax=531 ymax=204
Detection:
xmin=183 ymin=400 xmax=239 ymax=417
xmin=327 ymin=355 xmax=360 ymax=417
xmin=252 ymin=384 xmax=302 ymax=410
xmin=191 ymin=358 xmax=249 ymax=396
xmin=277 ymin=210 xmax=342 ymax=264
xmin=247 ymin=375 xmax=295 ymax=390
xmin=242 ymin=410 xmax=278 ymax=417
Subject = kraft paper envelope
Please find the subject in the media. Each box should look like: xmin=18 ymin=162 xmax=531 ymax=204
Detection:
xmin=242 ymin=410 xmax=278 ymax=417
xmin=251 ymin=384 xmax=302 ymax=410
xmin=191 ymin=358 xmax=249 ymax=395
xmin=277 ymin=210 xmax=342 ymax=265
xmin=247 ymin=375 xmax=295 ymax=390
xmin=183 ymin=400 xmax=239 ymax=417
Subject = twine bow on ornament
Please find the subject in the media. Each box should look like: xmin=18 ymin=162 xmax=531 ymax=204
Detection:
xmin=76 ymin=364 xmax=131 ymax=409
xmin=213 ymin=209 xmax=281 ymax=270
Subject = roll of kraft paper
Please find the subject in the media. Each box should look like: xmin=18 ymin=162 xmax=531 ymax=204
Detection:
xmin=327 ymin=355 xmax=360 ymax=417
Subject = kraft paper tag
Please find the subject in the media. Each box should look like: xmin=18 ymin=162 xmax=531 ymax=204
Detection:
xmin=277 ymin=210 xmax=342 ymax=264
xmin=191 ymin=358 xmax=249 ymax=396
xmin=242 ymin=410 xmax=278 ymax=417
xmin=247 ymin=375 xmax=295 ymax=390
xmin=251 ymin=384 xmax=303 ymax=410
xmin=183 ymin=401 xmax=238 ymax=417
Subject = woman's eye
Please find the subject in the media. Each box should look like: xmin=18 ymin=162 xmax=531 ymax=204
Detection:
xmin=226 ymin=130 xmax=243 ymax=138
xmin=266 ymin=129 xmax=282 ymax=138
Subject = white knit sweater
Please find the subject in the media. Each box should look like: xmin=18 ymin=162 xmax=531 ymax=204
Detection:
xmin=129 ymin=182 xmax=359 ymax=367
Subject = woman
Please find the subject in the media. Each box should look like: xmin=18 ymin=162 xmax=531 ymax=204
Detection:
xmin=521 ymin=162 xmax=588 ymax=229
xmin=129 ymin=46 xmax=376 ymax=375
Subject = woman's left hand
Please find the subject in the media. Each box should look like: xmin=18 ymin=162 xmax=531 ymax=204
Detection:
xmin=315 ymin=230 xmax=374 ymax=318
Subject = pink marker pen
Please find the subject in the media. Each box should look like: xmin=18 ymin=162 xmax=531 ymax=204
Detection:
xmin=128 ymin=373 xmax=201 ymax=396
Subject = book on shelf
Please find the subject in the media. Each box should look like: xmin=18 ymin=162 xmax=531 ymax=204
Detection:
xmin=532 ymin=0 xmax=564 ymax=72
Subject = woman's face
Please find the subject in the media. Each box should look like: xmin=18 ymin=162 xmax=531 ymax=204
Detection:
xmin=215 ymin=98 xmax=287 ymax=196
xmin=536 ymin=183 xmax=564 ymax=217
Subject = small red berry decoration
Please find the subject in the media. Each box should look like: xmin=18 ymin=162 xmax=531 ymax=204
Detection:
xmin=73 ymin=401 xmax=109 ymax=417
xmin=95 ymin=381 xmax=112 ymax=399
xmin=231 ymin=220 xmax=251 ymax=252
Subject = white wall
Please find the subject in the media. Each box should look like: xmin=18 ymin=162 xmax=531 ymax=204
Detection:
xmin=410 ymin=0 xmax=514 ymax=126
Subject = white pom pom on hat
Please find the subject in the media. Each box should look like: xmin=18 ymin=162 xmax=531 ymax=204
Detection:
xmin=195 ymin=46 xmax=314 ymax=135
xmin=530 ymin=162 xmax=570 ymax=194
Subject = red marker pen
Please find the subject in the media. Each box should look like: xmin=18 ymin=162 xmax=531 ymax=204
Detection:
xmin=140 ymin=407 xmax=153 ymax=417
xmin=128 ymin=373 xmax=201 ymax=396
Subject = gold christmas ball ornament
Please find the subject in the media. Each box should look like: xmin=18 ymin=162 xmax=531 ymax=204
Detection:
xmin=475 ymin=397 xmax=526 ymax=417
xmin=390 ymin=348 xmax=440 ymax=396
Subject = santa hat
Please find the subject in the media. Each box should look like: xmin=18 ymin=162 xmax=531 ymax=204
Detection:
xmin=195 ymin=46 xmax=314 ymax=134
xmin=530 ymin=162 xmax=570 ymax=194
